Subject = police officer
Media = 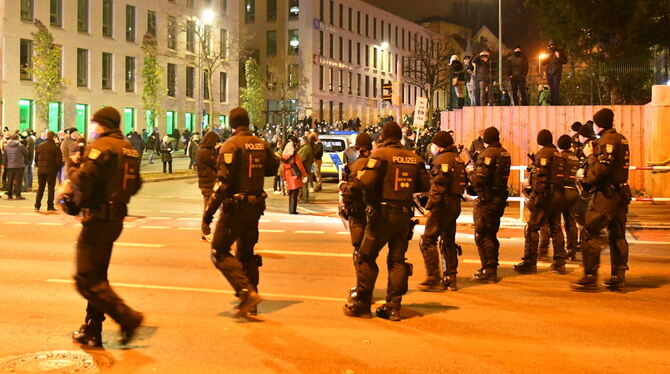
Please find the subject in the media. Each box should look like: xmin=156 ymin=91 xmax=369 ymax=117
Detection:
xmin=574 ymin=122 xmax=597 ymax=234
xmin=343 ymin=122 xmax=430 ymax=321
xmin=69 ymin=107 xmax=144 ymax=347
xmin=515 ymin=130 xmax=567 ymax=274
xmin=557 ymin=135 xmax=580 ymax=259
xmin=203 ymin=107 xmax=279 ymax=317
xmin=572 ymin=109 xmax=631 ymax=292
xmin=418 ymin=131 xmax=467 ymax=291
xmin=339 ymin=133 xmax=374 ymax=265
xmin=469 ymin=127 xmax=511 ymax=283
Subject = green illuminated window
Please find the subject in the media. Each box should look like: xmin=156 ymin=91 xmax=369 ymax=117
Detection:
xmin=166 ymin=111 xmax=176 ymax=135
xmin=124 ymin=107 xmax=135 ymax=134
xmin=185 ymin=112 xmax=194 ymax=131
xmin=75 ymin=103 xmax=88 ymax=134
xmin=48 ymin=102 xmax=62 ymax=132
xmin=219 ymin=115 xmax=226 ymax=128
xmin=19 ymin=99 xmax=33 ymax=131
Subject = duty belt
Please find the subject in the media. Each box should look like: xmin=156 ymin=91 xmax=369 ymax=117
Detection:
xmin=81 ymin=202 xmax=126 ymax=221
xmin=378 ymin=201 xmax=413 ymax=215
xmin=223 ymin=192 xmax=267 ymax=209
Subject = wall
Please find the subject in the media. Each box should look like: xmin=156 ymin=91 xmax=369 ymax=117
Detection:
xmin=440 ymin=105 xmax=648 ymax=192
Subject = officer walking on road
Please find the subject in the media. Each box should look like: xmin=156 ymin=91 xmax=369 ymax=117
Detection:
xmin=418 ymin=131 xmax=468 ymax=292
xmin=68 ymin=107 xmax=144 ymax=347
xmin=343 ymin=122 xmax=430 ymax=321
xmin=468 ymin=127 xmax=511 ymax=283
xmin=515 ymin=130 xmax=568 ymax=274
xmin=572 ymin=109 xmax=631 ymax=292
xmin=557 ymin=134 xmax=581 ymax=260
xmin=203 ymin=107 xmax=279 ymax=317
xmin=339 ymin=133 xmax=374 ymax=265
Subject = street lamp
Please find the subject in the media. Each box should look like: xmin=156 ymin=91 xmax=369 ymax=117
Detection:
xmin=378 ymin=42 xmax=389 ymax=116
xmin=538 ymin=53 xmax=548 ymax=79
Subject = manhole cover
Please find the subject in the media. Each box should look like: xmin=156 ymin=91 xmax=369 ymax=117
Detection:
xmin=0 ymin=351 xmax=98 ymax=373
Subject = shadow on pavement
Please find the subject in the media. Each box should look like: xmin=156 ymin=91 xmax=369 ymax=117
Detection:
xmin=217 ymin=299 xmax=301 ymax=319
xmin=101 ymin=325 xmax=158 ymax=350
xmin=625 ymin=275 xmax=670 ymax=291
xmin=400 ymin=303 xmax=459 ymax=319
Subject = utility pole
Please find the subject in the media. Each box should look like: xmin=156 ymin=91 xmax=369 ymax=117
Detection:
xmin=498 ymin=0 xmax=503 ymax=88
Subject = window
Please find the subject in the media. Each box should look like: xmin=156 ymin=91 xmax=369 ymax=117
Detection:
xmin=365 ymin=75 xmax=369 ymax=97
xmin=186 ymin=20 xmax=195 ymax=52
xmin=19 ymin=99 xmax=33 ymax=131
xmin=75 ymin=104 xmax=88 ymax=133
xmin=78 ymin=0 xmax=89 ymax=32
xmin=365 ymin=45 xmax=369 ymax=67
xmin=373 ymin=17 xmax=377 ymax=40
xmin=124 ymin=108 xmax=135 ymax=134
xmin=125 ymin=56 xmax=135 ymax=92
xmin=347 ymin=71 xmax=352 ymax=94
xmin=167 ymin=16 xmax=177 ymax=49
xmin=365 ymin=14 xmax=369 ymax=37
xmin=102 ymin=0 xmax=113 ymax=37
xmin=328 ymin=67 xmax=333 ymax=91
xmin=203 ymin=71 xmax=210 ymax=100
xmin=147 ymin=11 xmax=156 ymax=36
xmin=202 ymin=25 xmax=212 ymax=55
xmin=20 ymin=39 xmax=32 ymax=80
xmin=102 ymin=52 xmax=113 ymax=89
xmin=288 ymin=29 xmax=299 ymax=54
xmin=50 ymin=0 xmax=62 ymax=27
xmin=288 ymin=64 xmax=299 ymax=87
xmin=166 ymin=111 xmax=176 ymax=134
xmin=319 ymin=0 xmax=324 ymax=21
xmin=329 ymin=0 xmax=334 ymax=25
xmin=186 ymin=66 xmax=195 ymax=98
xmin=329 ymin=34 xmax=333 ymax=58
xmin=373 ymin=48 xmax=377 ymax=69
xmin=185 ymin=112 xmax=195 ymax=131
xmin=381 ymin=20 xmax=384 ymax=41
xmin=220 ymin=0 xmax=227 ymax=14
xmin=48 ymin=102 xmax=63 ymax=132
xmin=356 ymin=42 xmax=360 ymax=65
xmin=338 ymin=70 xmax=343 ymax=93
xmin=220 ymin=29 xmax=228 ymax=58
xmin=21 ymin=0 xmax=33 ymax=21
xmin=125 ymin=5 xmax=135 ymax=41
xmin=319 ymin=65 xmax=324 ymax=90
xmin=357 ymin=11 xmax=360 ymax=35
xmin=77 ymin=49 xmax=88 ymax=86
xmin=338 ymin=4 xmax=343 ymax=28
xmin=267 ymin=0 xmax=276 ymax=21
xmin=220 ymin=72 xmax=228 ymax=102
xmin=373 ymin=77 xmax=377 ymax=98
xmin=319 ymin=31 xmax=324 ymax=56
xmin=266 ymin=31 xmax=277 ymax=56
xmin=339 ymin=37 xmax=343 ymax=61
xmin=395 ymin=26 xmax=398 ymax=47
xmin=402 ymin=29 xmax=405 ymax=49
xmin=348 ymin=7 xmax=352 ymax=31
xmin=245 ymin=0 xmax=255 ymax=23
xmin=348 ymin=39 xmax=352 ymax=63
xmin=288 ymin=0 xmax=299 ymax=20
xmin=356 ymin=74 xmax=361 ymax=96
xmin=167 ymin=63 xmax=176 ymax=97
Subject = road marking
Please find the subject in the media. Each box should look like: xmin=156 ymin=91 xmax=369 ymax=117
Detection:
xmin=177 ymin=217 xmax=200 ymax=221
xmin=336 ymin=232 xmax=349 ymax=235
xmin=46 ymin=279 xmax=344 ymax=303
xmin=161 ymin=210 xmax=185 ymax=213
xmin=177 ymin=227 xmax=200 ymax=231
xmin=4 ymin=221 xmax=29 ymax=225
xmin=0 ymin=212 xmax=16 ymax=215
xmin=280 ymin=220 xmax=307 ymax=223
xmin=147 ymin=217 xmax=170 ymax=220
xmin=628 ymin=239 xmax=670 ymax=245
xmin=259 ymin=219 xmax=271 ymax=223
xmin=259 ymin=229 xmax=285 ymax=233
xmin=116 ymin=242 xmax=166 ymax=248
xmin=257 ymin=249 xmax=351 ymax=258
xmin=138 ymin=226 xmax=170 ymax=230
xmin=19 ymin=213 xmax=35 ymax=216
xmin=294 ymin=230 xmax=326 ymax=234
xmin=37 ymin=222 xmax=62 ymax=226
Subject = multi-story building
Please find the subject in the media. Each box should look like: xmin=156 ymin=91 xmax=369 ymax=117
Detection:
xmin=239 ymin=0 xmax=432 ymax=126
xmin=1 ymin=0 xmax=239 ymax=135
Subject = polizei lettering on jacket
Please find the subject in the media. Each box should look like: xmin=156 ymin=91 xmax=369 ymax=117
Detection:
xmin=245 ymin=143 xmax=265 ymax=151
xmin=392 ymin=156 xmax=416 ymax=164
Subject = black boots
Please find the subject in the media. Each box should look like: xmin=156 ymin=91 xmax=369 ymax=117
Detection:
xmin=417 ymin=278 xmax=445 ymax=292
xmin=236 ymin=289 xmax=262 ymax=318
xmin=376 ymin=302 xmax=401 ymax=322
xmin=549 ymin=262 xmax=567 ymax=274
xmin=473 ymin=268 xmax=498 ymax=283
xmin=72 ymin=320 xmax=103 ymax=348
xmin=603 ymin=272 xmax=626 ymax=292
xmin=514 ymin=261 xmax=537 ymax=274
xmin=442 ymin=274 xmax=458 ymax=291
xmin=571 ymin=274 xmax=598 ymax=292
xmin=343 ymin=288 xmax=372 ymax=318
xmin=119 ymin=310 xmax=144 ymax=345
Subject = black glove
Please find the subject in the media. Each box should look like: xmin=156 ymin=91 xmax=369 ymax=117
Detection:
xmin=466 ymin=185 xmax=477 ymax=196
xmin=203 ymin=212 xmax=214 ymax=225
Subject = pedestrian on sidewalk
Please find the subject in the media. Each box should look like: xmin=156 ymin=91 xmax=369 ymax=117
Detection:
xmin=281 ymin=138 xmax=307 ymax=214
xmin=297 ymin=136 xmax=314 ymax=203
xmin=22 ymin=131 xmax=35 ymax=192
xmin=187 ymin=133 xmax=200 ymax=169
xmin=60 ymin=128 xmax=79 ymax=183
xmin=273 ymin=140 xmax=285 ymax=195
xmin=146 ymin=133 xmax=157 ymax=164
xmin=2 ymin=134 xmax=28 ymax=200
xmin=172 ymin=128 xmax=181 ymax=151
xmin=161 ymin=136 xmax=173 ymax=174
xmin=196 ymin=131 xmax=219 ymax=241
xmin=34 ymin=131 xmax=62 ymax=212
xmin=311 ymin=133 xmax=324 ymax=192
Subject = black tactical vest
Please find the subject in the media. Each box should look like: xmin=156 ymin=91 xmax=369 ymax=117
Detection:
xmin=109 ymin=141 xmax=141 ymax=204
xmin=380 ymin=149 xmax=420 ymax=202
xmin=492 ymin=149 xmax=511 ymax=189
xmin=234 ymin=136 xmax=268 ymax=194
xmin=562 ymin=151 xmax=579 ymax=186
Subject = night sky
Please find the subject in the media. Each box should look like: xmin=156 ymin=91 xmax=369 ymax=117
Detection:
xmin=363 ymin=0 xmax=545 ymax=55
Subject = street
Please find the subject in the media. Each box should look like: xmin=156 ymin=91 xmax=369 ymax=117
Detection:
xmin=1 ymin=178 xmax=670 ymax=373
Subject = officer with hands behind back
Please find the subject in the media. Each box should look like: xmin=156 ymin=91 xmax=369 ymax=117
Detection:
xmin=418 ymin=131 xmax=468 ymax=292
xmin=203 ymin=107 xmax=279 ymax=318
xmin=343 ymin=122 xmax=430 ymax=321
xmin=67 ymin=107 xmax=144 ymax=348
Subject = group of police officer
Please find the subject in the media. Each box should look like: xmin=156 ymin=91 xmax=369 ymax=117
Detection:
xmin=64 ymin=105 xmax=630 ymax=348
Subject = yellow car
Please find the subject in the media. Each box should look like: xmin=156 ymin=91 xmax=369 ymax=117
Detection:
xmin=319 ymin=134 xmax=353 ymax=178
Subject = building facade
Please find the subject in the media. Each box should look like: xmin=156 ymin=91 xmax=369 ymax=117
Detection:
xmin=239 ymin=0 xmax=432 ymax=126
xmin=1 ymin=0 xmax=239 ymax=136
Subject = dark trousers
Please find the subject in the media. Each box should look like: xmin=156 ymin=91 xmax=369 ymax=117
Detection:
xmin=75 ymin=207 xmax=137 ymax=324
xmin=510 ymin=75 xmax=528 ymax=105
xmin=35 ymin=172 xmax=57 ymax=210
xmin=163 ymin=160 xmax=172 ymax=173
xmin=476 ymin=80 xmax=493 ymax=106
xmin=539 ymin=187 xmax=580 ymax=253
xmin=355 ymin=208 xmax=412 ymax=307
xmin=420 ymin=195 xmax=461 ymax=279
xmin=581 ymin=191 xmax=630 ymax=277
xmin=523 ymin=191 xmax=567 ymax=264
xmin=348 ymin=214 xmax=367 ymax=265
xmin=211 ymin=207 xmax=262 ymax=294
xmin=474 ymin=192 xmax=508 ymax=269
xmin=288 ymin=188 xmax=300 ymax=213
xmin=201 ymin=191 xmax=212 ymax=235
xmin=547 ymin=73 xmax=561 ymax=105
xmin=6 ymin=168 xmax=24 ymax=198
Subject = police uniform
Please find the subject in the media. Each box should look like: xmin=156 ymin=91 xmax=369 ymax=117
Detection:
xmin=70 ymin=107 xmax=143 ymax=347
xmin=204 ymin=108 xmax=279 ymax=317
xmin=419 ymin=132 xmax=467 ymax=291
xmin=343 ymin=123 xmax=430 ymax=321
xmin=516 ymin=130 xmax=567 ymax=274
xmin=572 ymin=109 xmax=631 ymax=292
xmin=469 ymin=127 xmax=511 ymax=282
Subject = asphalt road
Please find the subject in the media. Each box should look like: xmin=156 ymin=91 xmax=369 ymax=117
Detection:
xmin=1 ymin=179 xmax=669 ymax=373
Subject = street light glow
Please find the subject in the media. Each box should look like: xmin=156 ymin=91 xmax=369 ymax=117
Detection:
xmin=380 ymin=42 xmax=389 ymax=50
xmin=201 ymin=9 xmax=215 ymax=24
xmin=539 ymin=53 xmax=549 ymax=60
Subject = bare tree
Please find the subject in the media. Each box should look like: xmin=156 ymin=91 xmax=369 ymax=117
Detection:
xmin=403 ymin=34 xmax=453 ymax=126
xmin=264 ymin=57 xmax=309 ymax=141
